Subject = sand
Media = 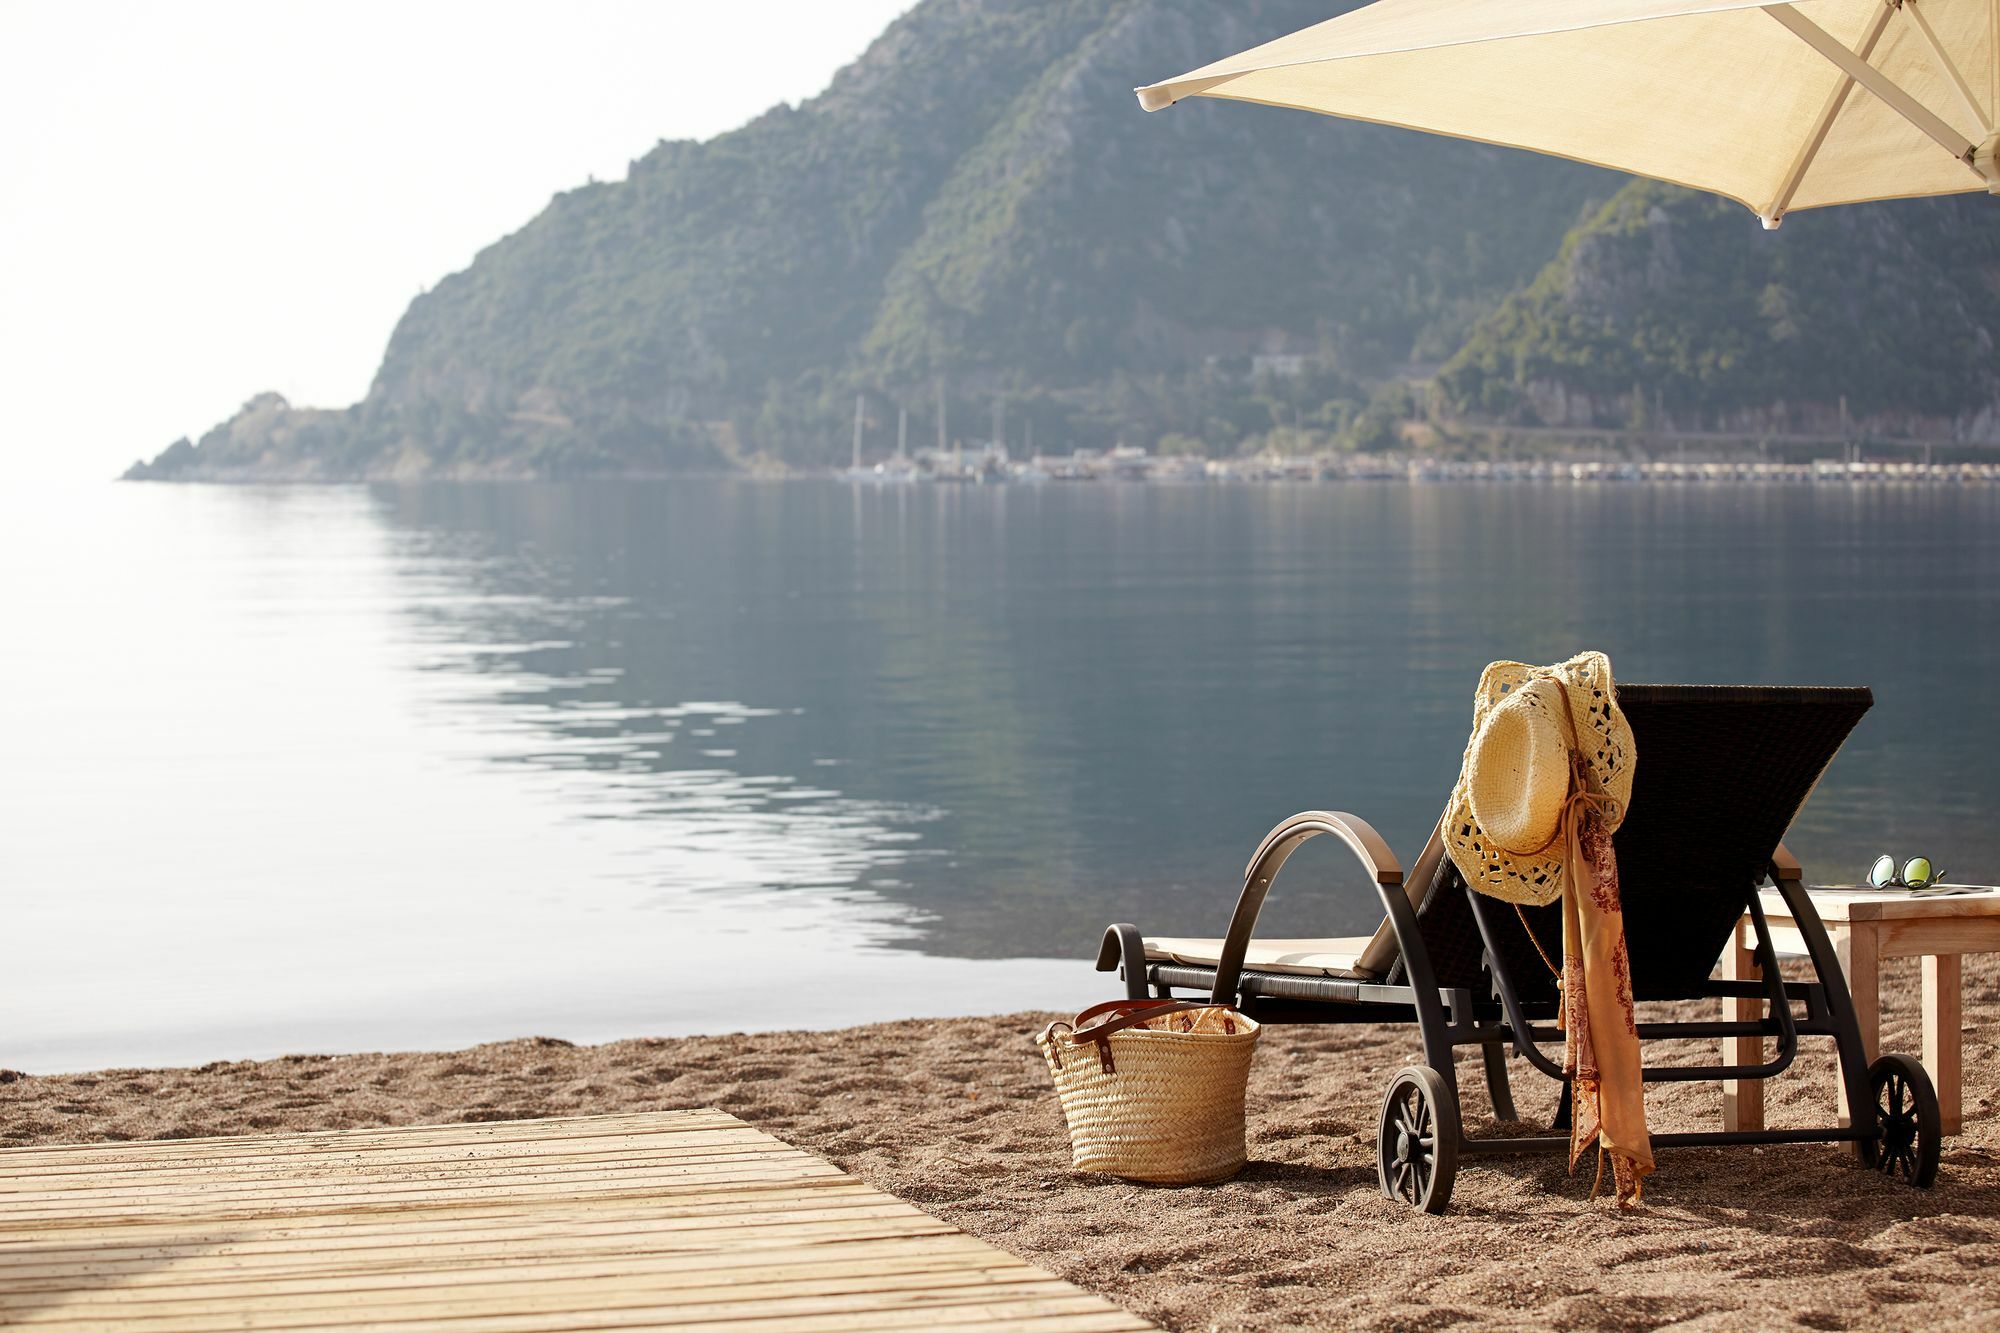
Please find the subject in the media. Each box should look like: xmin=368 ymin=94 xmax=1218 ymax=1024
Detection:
xmin=5 ymin=952 xmax=1998 ymax=1331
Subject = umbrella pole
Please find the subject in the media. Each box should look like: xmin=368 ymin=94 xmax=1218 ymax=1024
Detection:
xmin=1977 ymin=134 xmax=2000 ymax=193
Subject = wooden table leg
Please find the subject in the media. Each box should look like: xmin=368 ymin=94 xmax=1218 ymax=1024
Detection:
xmin=1721 ymin=919 xmax=1764 ymax=1133
xmin=1922 ymin=954 xmax=1962 ymax=1135
xmin=1836 ymin=924 xmax=1879 ymax=1129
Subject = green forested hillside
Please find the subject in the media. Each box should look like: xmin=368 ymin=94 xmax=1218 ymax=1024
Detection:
xmin=1437 ymin=181 xmax=2000 ymax=437
xmin=128 ymin=0 xmax=2000 ymax=481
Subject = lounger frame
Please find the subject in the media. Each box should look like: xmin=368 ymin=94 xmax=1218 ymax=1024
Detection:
xmin=1095 ymin=685 xmax=1930 ymax=1203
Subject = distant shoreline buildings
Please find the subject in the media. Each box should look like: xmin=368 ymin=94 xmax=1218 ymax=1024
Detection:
xmin=836 ymin=445 xmax=2000 ymax=487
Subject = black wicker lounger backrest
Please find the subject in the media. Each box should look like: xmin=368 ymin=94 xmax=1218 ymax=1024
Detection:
xmin=1387 ymin=684 xmax=1872 ymax=1003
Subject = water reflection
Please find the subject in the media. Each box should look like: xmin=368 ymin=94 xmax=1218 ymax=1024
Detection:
xmin=368 ymin=480 xmax=2000 ymax=957
xmin=0 ymin=482 xmax=1096 ymax=1073
xmin=5 ymin=479 xmax=1996 ymax=1071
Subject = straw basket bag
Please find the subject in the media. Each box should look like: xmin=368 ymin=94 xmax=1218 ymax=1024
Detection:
xmin=1036 ymin=998 xmax=1260 ymax=1184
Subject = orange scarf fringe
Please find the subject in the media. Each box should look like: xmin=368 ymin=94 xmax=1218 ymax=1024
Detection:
xmin=1560 ymin=801 xmax=1653 ymax=1204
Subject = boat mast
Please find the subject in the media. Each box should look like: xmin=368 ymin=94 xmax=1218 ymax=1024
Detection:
xmin=852 ymin=393 xmax=864 ymax=471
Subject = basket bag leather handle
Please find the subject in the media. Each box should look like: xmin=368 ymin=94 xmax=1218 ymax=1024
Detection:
xmin=1039 ymin=999 xmax=1236 ymax=1074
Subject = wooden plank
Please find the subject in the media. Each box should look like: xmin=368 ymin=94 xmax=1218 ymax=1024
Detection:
xmin=0 ymin=1110 xmax=1150 ymax=1332
xmin=1871 ymin=917 xmax=2000 ymax=959
xmin=0 ymin=1151 xmax=844 ymax=1206
xmin=0 ymin=1261 xmax=1059 ymax=1320
xmin=4 ymin=1266 xmax=1069 ymax=1324
xmin=654 ymin=1310 xmax=1147 ymax=1333
xmin=1757 ymin=887 xmax=2000 ymax=923
xmin=0 ymin=1194 xmax=942 ymax=1252
xmin=0 ymin=1234 xmax=1008 ymax=1291
xmin=634 ymin=1309 xmax=1146 ymax=1333
xmin=5 ymin=1281 xmax=1118 ymax=1332
xmin=1836 ymin=924 xmax=1880 ymax=1131
xmin=0 ymin=1215 xmax=965 ymax=1279
xmin=0 ymin=1112 xmax=749 ymax=1166
xmin=0 ymin=1173 xmax=867 ymax=1224
xmin=0 ymin=1108 xmax=743 ymax=1149
xmin=0 ymin=1159 xmax=834 ymax=1209
xmin=1719 ymin=918 xmax=1765 ymax=1133
xmin=0 ymin=1156 xmax=851 ymax=1213
xmin=130 ymin=1292 xmax=1141 ymax=1333
xmin=0 ymin=1194 xmax=916 ymax=1260
xmin=0 ymin=1176 xmax=852 ymax=1225
xmin=0 ymin=1141 xmax=795 ymax=1193
xmin=0 ymin=1198 xmax=904 ymax=1253
xmin=1923 ymin=953 xmax=1964 ymax=1135
xmin=0 ymin=1198 xmax=952 ymax=1252
xmin=1764 ymin=923 xmax=1809 ymax=957
xmin=0 ymin=1119 xmax=759 ymax=1172
xmin=0 ymin=1127 xmax=818 ymax=1181
xmin=0 ymin=1172 xmax=865 ymax=1210
xmin=1 ymin=1133 xmax=794 ymax=1182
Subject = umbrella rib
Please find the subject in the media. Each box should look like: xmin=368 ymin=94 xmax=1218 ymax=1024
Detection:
xmin=1765 ymin=4 xmax=1979 ymax=167
xmin=1902 ymin=0 xmax=1992 ymax=134
xmin=1763 ymin=0 xmax=1896 ymax=225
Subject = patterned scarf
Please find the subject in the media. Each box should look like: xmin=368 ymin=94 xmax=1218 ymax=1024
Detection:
xmin=1545 ymin=680 xmax=1654 ymax=1203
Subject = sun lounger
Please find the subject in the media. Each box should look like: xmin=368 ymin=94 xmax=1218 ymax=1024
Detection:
xmin=1095 ymin=684 xmax=1942 ymax=1212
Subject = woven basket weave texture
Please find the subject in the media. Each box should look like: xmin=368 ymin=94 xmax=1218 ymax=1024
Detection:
xmin=1037 ymin=1006 xmax=1259 ymax=1185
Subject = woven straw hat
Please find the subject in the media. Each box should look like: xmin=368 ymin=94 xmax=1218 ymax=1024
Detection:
xmin=1444 ymin=652 xmax=1636 ymax=905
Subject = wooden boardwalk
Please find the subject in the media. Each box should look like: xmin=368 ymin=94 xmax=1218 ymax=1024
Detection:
xmin=0 ymin=1109 xmax=1151 ymax=1331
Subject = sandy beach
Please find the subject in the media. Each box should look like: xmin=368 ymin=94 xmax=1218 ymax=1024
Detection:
xmin=6 ymin=952 xmax=1996 ymax=1331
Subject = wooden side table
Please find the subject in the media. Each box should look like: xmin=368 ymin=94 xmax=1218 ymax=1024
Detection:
xmin=1721 ymin=888 xmax=2000 ymax=1135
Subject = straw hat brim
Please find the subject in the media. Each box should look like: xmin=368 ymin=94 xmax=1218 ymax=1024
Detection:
xmin=1443 ymin=651 xmax=1636 ymax=906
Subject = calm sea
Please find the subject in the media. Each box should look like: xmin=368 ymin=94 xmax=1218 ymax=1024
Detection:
xmin=6 ymin=479 xmax=1997 ymax=1072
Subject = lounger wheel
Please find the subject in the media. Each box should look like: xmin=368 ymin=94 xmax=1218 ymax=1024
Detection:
xmin=1376 ymin=1065 xmax=1459 ymax=1214
xmin=1858 ymin=1053 xmax=1940 ymax=1188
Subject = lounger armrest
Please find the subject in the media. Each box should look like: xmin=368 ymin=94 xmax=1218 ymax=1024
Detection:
xmin=1769 ymin=841 xmax=1802 ymax=883
xmin=1211 ymin=810 xmax=1406 ymax=1004
xmin=1242 ymin=810 xmax=1402 ymax=886
xmin=1095 ymin=923 xmax=1151 ymax=999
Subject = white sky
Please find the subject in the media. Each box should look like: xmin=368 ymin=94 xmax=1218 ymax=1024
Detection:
xmin=0 ymin=0 xmax=914 ymax=482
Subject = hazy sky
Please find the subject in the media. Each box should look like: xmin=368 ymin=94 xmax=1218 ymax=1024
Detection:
xmin=0 ymin=1 xmax=913 ymax=482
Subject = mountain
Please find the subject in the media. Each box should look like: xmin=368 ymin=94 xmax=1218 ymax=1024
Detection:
xmin=1436 ymin=181 xmax=2000 ymax=442
xmin=127 ymin=0 xmax=1607 ymax=480
xmin=126 ymin=0 xmax=2000 ymax=481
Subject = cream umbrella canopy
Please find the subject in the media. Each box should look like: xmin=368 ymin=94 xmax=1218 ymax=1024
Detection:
xmin=1137 ymin=0 xmax=2000 ymax=228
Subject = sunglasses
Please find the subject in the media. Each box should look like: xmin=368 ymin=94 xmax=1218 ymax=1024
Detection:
xmin=1868 ymin=854 xmax=1946 ymax=891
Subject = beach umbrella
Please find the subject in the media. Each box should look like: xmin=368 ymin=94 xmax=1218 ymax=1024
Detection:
xmin=1137 ymin=0 xmax=1999 ymax=228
